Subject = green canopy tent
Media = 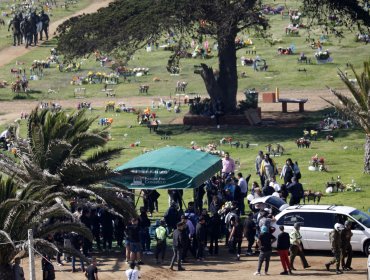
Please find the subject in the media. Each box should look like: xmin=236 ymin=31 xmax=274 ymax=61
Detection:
xmin=110 ymin=146 xmax=222 ymax=209
xmin=111 ymin=146 xmax=222 ymax=189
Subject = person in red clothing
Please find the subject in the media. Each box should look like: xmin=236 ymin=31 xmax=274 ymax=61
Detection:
xmin=277 ymin=225 xmax=292 ymax=275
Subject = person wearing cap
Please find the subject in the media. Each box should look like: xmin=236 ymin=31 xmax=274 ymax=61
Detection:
xmin=155 ymin=219 xmax=168 ymax=264
xmin=255 ymin=151 xmax=265 ymax=187
xmin=277 ymin=225 xmax=292 ymax=275
xmin=325 ymin=223 xmax=345 ymax=274
xmin=341 ymin=220 xmax=353 ymax=271
xmin=180 ymin=214 xmax=194 ymax=262
xmin=289 ymin=223 xmax=310 ymax=270
xmin=170 ymin=222 xmax=185 ymax=271
xmin=222 ymin=152 xmax=235 ymax=177
xmin=254 ymin=225 xmax=276 ymax=276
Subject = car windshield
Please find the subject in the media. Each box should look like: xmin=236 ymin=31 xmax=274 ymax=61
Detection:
xmin=350 ymin=209 xmax=370 ymax=228
xmin=266 ymin=196 xmax=286 ymax=209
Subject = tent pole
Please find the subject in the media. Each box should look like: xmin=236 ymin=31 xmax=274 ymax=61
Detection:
xmin=135 ymin=189 xmax=142 ymax=208
xmin=193 ymin=187 xmax=197 ymax=213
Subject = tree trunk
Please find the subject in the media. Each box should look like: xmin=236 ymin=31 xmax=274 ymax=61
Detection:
xmin=364 ymin=134 xmax=370 ymax=174
xmin=0 ymin=264 xmax=15 ymax=280
xmin=198 ymin=33 xmax=238 ymax=114
xmin=217 ymin=34 xmax=238 ymax=113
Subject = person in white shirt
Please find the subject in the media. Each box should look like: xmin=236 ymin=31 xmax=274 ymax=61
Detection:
xmin=237 ymin=172 xmax=250 ymax=215
xmin=269 ymin=177 xmax=281 ymax=192
xmin=125 ymin=262 xmax=140 ymax=280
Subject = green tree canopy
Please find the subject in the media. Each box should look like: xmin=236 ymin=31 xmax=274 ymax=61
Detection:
xmin=57 ymin=0 xmax=370 ymax=113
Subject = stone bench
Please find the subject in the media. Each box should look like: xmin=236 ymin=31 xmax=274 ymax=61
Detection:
xmin=278 ymin=98 xmax=308 ymax=113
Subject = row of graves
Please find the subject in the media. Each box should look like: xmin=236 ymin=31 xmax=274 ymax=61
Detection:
xmin=3 ymin=48 xmax=62 ymax=96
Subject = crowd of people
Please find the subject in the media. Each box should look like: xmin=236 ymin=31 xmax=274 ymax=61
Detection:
xmin=8 ymin=150 xmax=355 ymax=279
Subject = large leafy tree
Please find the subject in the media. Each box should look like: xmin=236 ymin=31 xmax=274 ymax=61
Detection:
xmin=56 ymin=0 xmax=370 ymax=114
xmin=58 ymin=0 xmax=370 ymax=113
xmin=57 ymin=0 xmax=268 ymax=114
xmin=324 ymin=60 xmax=370 ymax=173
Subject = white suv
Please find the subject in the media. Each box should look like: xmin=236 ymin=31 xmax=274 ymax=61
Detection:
xmin=271 ymin=205 xmax=370 ymax=255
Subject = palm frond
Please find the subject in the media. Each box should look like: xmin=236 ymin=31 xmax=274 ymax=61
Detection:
xmin=45 ymin=140 xmax=72 ymax=174
xmin=0 ymin=230 xmax=16 ymax=265
xmin=85 ymin=147 xmax=124 ymax=164
xmin=36 ymin=222 xmax=93 ymax=241
xmin=85 ymin=185 xmax=135 ymax=221
xmin=70 ymin=133 xmax=107 ymax=157
xmin=0 ymin=175 xmax=18 ymax=203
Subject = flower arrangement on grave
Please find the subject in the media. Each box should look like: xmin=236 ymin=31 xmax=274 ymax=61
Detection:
xmin=70 ymin=75 xmax=83 ymax=85
xmin=309 ymin=154 xmax=326 ymax=171
xmin=315 ymin=50 xmax=330 ymax=60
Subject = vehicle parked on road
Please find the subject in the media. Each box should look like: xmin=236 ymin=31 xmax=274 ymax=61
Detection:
xmin=270 ymin=205 xmax=370 ymax=255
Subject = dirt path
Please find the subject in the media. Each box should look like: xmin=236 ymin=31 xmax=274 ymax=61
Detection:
xmin=0 ymin=0 xmax=112 ymax=68
xmin=0 ymin=88 xmax=346 ymax=126
xmin=21 ymin=249 xmax=367 ymax=280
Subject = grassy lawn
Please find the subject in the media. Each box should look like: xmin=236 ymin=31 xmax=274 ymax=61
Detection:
xmin=0 ymin=0 xmax=92 ymax=51
xmin=0 ymin=1 xmax=369 ymax=101
xmin=0 ymin=0 xmax=369 ymax=214
xmin=8 ymin=105 xmax=369 ymax=214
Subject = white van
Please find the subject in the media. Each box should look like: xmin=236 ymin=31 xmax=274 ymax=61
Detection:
xmin=271 ymin=205 xmax=370 ymax=255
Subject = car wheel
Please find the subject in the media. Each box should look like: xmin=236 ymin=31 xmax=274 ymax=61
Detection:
xmin=364 ymin=240 xmax=370 ymax=256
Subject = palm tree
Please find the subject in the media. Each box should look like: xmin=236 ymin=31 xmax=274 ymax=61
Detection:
xmin=0 ymin=108 xmax=135 ymax=219
xmin=0 ymin=179 xmax=93 ymax=279
xmin=324 ymin=60 xmax=370 ymax=173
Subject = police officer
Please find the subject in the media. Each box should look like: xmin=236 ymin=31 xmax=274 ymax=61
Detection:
xmin=325 ymin=223 xmax=344 ymax=274
xmin=39 ymin=10 xmax=50 ymax=41
xmin=341 ymin=220 xmax=353 ymax=271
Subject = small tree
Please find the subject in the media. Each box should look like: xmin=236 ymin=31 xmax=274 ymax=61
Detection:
xmin=324 ymin=60 xmax=370 ymax=173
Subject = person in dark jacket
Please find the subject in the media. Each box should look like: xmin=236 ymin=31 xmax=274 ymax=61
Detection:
xmin=42 ymin=255 xmax=55 ymax=280
xmin=100 ymin=209 xmax=113 ymax=251
xmin=114 ymin=216 xmax=125 ymax=248
xmin=80 ymin=209 xmax=92 ymax=256
xmin=208 ymin=211 xmax=221 ymax=255
xmin=139 ymin=207 xmax=151 ymax=253
xmin=206 ymin=176 xmax=219 ymax=210
xmin=229 ymin=216 xmax=244 ymax=260
xmin=287 ymin=177 xmax=304 ymax=206
xmin=170 ymin=222 xmax=185 ymax=271
xmin=164 ymin=202 xmax=180 ymax=233
xmin=279 ymin=184 xmax=289 ymax=202
xmin=90 ymin=209 xmax=101 ymax=250
xmin=196 ymin=216 xmax=207 ymax=260
xmin=126 ymin=217 xmax=144 ymax=265
xmin=244 ymin=212 xmax=256 ymax=255
xmin=262 ymin=183 xmax=275 ymax=196
xmin=277 ymin=225 xmax=292 ymax=275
